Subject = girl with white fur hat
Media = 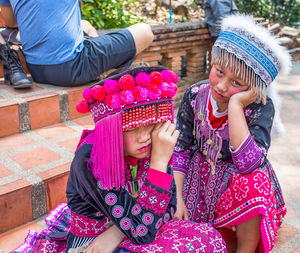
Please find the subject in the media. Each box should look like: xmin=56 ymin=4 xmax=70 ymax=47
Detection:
xmin=173 ymin=14 xmax=291 ymax=252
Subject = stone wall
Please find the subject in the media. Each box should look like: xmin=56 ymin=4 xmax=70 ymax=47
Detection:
xmin=135 ymin=21 xmax=212 ymax=107
xmin=0 ymin=21 xmax=213 ymax=107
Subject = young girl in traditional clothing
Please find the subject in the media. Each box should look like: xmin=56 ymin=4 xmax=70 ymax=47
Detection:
xmin=173 ymin=15 xmax=291 ymax=253
xmin=12 ymin=66 xmax=226 ymax=253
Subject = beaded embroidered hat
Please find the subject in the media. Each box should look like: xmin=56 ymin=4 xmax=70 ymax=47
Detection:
xmin=212 ymin=14 xmax=291 ymax=104
xmin=76 ymin=66 xmax=178 ymax=189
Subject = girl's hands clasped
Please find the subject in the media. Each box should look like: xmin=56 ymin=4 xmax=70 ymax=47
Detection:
xmin=150 ymin=120 xmax=179 ymax=172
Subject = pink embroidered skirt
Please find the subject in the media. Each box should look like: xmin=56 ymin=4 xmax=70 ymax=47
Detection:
xmin=12 ymin=203 xmax=227 ymax=253
xmin=183 ymin=151 xmax=286 ymax=252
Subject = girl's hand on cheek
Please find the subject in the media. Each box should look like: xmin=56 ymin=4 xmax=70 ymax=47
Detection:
xmin=229 ymin=88 xmax=258 ymax=108
xmin=150 ymin=120 xmax=180 ymax=172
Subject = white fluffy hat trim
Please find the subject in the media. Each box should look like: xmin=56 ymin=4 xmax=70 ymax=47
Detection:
xmin=221 ymin=14 xmax=291 ymax=76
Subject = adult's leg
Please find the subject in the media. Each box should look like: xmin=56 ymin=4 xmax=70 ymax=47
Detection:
xmin=0 ymin=33 xmax=5 ymax=43
xmin=126 ymin=23 xmax=154 ymax=55
xmin=0 ymin=7 xmax=31 ymax=88
xmin=0 ymin=36 xmax=32 ymax=88
xmin=0 ymin=5 xmax=17 ymax=28
xmin=81 ymin=20 xmax=98 ymax=38
xmin=28 ymin=24 xmax=153 ymax=86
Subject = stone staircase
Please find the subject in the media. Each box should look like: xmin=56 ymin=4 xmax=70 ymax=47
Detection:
xmin=0 ymin=77 xmax=93 ymax=231
xmin=0 ymin=74 xmax=100 ymax=252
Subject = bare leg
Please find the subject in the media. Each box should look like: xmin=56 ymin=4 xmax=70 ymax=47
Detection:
xmin=126 ymin=23 xmax=154 ymax=55
xmin=236 ymin=215 xmax=262 ymax=253
xmin=0 ymin=5 xmax=17 ymax=28
xmin=0 ymin=33 xmax=5 ymax=44
xmin=81 ymin=20 xmax=98 ymax=37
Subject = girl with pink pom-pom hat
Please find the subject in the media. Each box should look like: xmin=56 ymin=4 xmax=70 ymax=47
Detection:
xmin=12 ymin=66 xmax=226 ymax=253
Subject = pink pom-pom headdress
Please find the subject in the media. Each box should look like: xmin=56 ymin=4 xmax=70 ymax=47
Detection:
xmin=76 ymin=66 xmax=178 ymax=190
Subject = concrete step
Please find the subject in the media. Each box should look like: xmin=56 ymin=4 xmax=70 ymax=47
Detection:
xmin=0 ymin=115 xmax=94 ymax=234
xmin=0 ymin=78 xmax=92 ymax=138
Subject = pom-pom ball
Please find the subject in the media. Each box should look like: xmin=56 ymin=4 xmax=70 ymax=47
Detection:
xmin=161 ymin=70 xmax=172 ymax=83
xmin=150 ymin=71 xmax=163 ymax=86
xmin=169 ymin=71 xmax=178 ymax=83
xmin=82 ymin=88 xmax=94 ymax=103
xmin=91 ymin=85 xmax=106 ymax=101
xmin=103 ymin=80 xmax=120 ymax=94
xmin=135 ymin=72 xmax=151 ymax=88
xmin=133 ymin=86 xmax=148 ymax=101
xmin=105 ymin=93 xmax=121 ymax=109
xmin=119 ymin=74 xmax=135 ymax=90
xmin=148 ymin=84 xmax=161 ymax=99
xmin=120 ymin=90 xmax=134 ymax=105
xmin=76 ymin=100 xmax=90 ymax=113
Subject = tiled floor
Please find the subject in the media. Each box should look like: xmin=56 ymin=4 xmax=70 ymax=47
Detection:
xmin=0 ymin=62 xmax=300 ymax=252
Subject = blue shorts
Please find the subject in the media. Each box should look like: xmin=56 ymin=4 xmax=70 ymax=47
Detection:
xmin=27 ymin=29 xmax=136 ymax=86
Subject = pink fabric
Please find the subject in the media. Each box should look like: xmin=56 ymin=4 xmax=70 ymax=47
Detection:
xmin=214 ymin=170 xmax=287 ymax=252
xmin=33 ymin=239 xmax=66 ymax=252
xmin=146 ymin=168 xmax=173 ymax=191
xmin=137 ymin=182 xmax=172 ymax=216
xmin=90 ymin=98 xmax=172 ymax=123
xmin=89 ymin=112 xmax=125 ymax=190
xmin=173 ymin=151 xmax=190 ymax=175
xmin=119 ymin=219 xmax=227 ymax=252
xmin=230 ymin=133 xmax=265 ymax=174
xmin=70 ymin=210 xmax=108 ymax=237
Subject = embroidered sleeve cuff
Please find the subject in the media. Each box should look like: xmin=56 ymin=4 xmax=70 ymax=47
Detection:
xmin=172 ymin=151 xmax=190 ymax=175
xmin=230 ymin=133 xmax=264 ymax=173
xmin=230 ymin=133 xmax=251 ymax=154
xmin=137 ymin=180 xmax=172 ymax=216
xmin=146 ymin=168 xmax=173 ymax=191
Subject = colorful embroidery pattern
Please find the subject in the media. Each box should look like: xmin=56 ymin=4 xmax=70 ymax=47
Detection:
xmin=70 ymin=211 xmax=107 ymax=237
xmin=155 ymin=218 xmax=163 ymax=230
xmin=136 ymin=224 xmax=148 ymax=236
xmin=131 ymin=203 xmax=142 ymax=215
xmin=143 ymin=213 xmax=154 ymax=225
xmin=138 ymin=181 xmax=172 ymax=215
xmin=105 ymin=193 xmax=117 ymax=205
xmin=163 ymin=212 xmax=170 ymax=223
xmin=231 ymin=134 xmax=264 ymax=173
xmin=118 ymin=220 xmax=227 ymax=252
xmin=130 ymin=227 xmax=137 ymax=238
xmin=214 ymin=171 xmax=286 ymax=252
xmin=120 ymin=217 xmax=132 ymax=230
xmin=173 ymin=151 xmax=190 ymax=175
xmin=34 ymin=239 xmax=66 ymax=253
xmin=112 ymin=205 xmax=124 ymax=218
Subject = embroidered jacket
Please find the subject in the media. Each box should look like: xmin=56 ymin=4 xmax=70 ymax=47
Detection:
xmin=173 ymin=80 xmax=274 ymax=175
xmin=66 ymin=144 xmax=177 ymax=245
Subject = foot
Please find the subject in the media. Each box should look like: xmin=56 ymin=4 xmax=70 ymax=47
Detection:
xmin=5 ymin=71 xmax=32 ymax=89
